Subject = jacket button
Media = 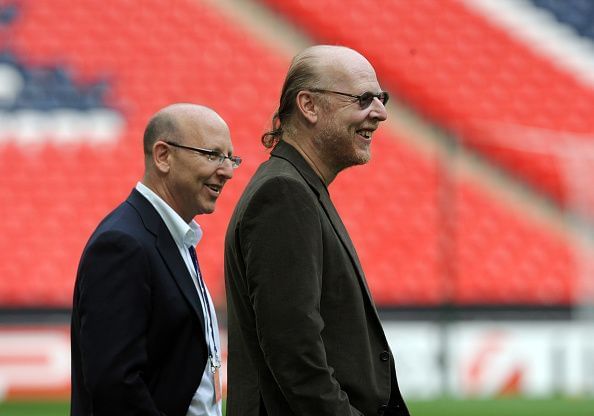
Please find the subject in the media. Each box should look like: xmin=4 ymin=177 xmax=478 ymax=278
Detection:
xmin=379 ymin=351 xmax=390 ymax=361
xmin=377 ymin=404 xmax=388 ymax=415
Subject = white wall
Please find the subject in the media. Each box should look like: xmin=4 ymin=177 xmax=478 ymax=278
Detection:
xmin=1 ymin=322 xmax=593 ymax=400
xmin=384 ymin=321 xmax=594 ymax=399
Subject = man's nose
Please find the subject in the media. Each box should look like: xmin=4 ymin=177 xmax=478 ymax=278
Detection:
xmin=369 ymin=97 xmax=388 ymax=121
xmin=217 ymin=159 xmax=234 ymax=179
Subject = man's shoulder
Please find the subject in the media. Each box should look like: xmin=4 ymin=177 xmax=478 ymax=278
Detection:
xmin=262 ymin=153 xmax=302 ymax=175
xmin=87 ymin=196 xmax=150 ymax=244
xmin=242 ymin=158 xmax=311 ymax=199
xmin=230 ymin=158 xmax=315 ymax=222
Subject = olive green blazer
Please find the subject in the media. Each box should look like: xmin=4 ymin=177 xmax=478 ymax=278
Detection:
xmin=224 ymin=140 xmax=409 ymax=416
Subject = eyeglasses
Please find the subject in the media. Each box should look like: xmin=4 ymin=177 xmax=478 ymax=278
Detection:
xmin=164 ymin=141 xmax=242 ymax=169
xmin=309 ymin=88 xmax=389 ymax=109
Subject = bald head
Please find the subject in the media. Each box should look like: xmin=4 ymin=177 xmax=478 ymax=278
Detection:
xmin=296 ymin=45 xmax=375 ymax=86
xmin=143 ymin=103 xmax=227 ymax=160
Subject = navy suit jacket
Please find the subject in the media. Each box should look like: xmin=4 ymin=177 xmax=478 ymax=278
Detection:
xmin=71 ymin=189 xmax=208 ymax=416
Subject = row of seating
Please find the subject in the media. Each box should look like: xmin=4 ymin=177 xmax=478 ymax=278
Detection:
xmin=0 ymin=0 xmax=580 ymax=307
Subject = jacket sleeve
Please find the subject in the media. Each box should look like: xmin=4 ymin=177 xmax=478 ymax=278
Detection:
xmin=240 ymin=176 xmax=363 ymax=416
xmin=74 ymin=230 xmax=164 ymax=416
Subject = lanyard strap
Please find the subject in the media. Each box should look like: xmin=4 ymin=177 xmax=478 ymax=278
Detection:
xmin=188 ymin=246 xmax=219 ymax=359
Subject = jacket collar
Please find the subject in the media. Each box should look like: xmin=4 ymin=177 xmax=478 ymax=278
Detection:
xmin=271 ymin=140 xmax=328 ymax=197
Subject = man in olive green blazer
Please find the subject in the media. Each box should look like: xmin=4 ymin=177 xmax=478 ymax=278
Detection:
xmin=224 ymin=46 xmax=410 ymax=416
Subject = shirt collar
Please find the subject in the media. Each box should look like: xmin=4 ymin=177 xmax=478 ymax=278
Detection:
xmin=135 ymin=182 xmax=202 ymax=249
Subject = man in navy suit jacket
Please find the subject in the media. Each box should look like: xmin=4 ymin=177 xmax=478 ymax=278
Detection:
xmin=71 ymin=103 xmax=241 ymax=416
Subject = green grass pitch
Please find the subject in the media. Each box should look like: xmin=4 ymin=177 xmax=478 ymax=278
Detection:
xmin=0 ymin=397 xmax=592 ymax=415
xmin=408 ymin=397 xmax=594 ymax=416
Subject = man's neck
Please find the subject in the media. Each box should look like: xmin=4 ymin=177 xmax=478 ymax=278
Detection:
xmin=282 ymin=136 xmax=336 ymax=185
xmin=140 ymin=176 xmax=191 ymax=223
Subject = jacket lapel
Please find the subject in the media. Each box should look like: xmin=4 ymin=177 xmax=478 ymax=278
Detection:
xmin=156 ymin=233 xmax=206 ymax=334
xmin=126 ymin=189 xmax=206 ymax=334
xmin=316 ymin=192 xmax=373 ymax=298
xmin=271 ymin=141 xmax=377 ymax=308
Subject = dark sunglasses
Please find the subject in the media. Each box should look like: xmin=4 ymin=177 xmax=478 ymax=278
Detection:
xmin=309 ymin=88 xmax=389 ymax=109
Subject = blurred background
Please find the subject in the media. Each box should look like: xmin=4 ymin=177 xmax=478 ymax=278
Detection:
xmin=1 ymin=0 xmax=593 ymax=414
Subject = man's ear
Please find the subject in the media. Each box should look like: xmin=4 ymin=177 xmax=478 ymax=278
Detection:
xmin=152 ymin=140 xmax=171 ymax=173
xmin=295 ymin=90 xmax=319 ymax=124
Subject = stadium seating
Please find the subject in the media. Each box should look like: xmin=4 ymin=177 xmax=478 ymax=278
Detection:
xmin=0 ymin=0 xmax=288 ymax=306
xmin=0 ymin=0 xmax=580 ymax=307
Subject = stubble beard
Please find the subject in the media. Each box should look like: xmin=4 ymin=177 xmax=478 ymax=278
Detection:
xmin=314 ymin=122 xmax=371 ymax=174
